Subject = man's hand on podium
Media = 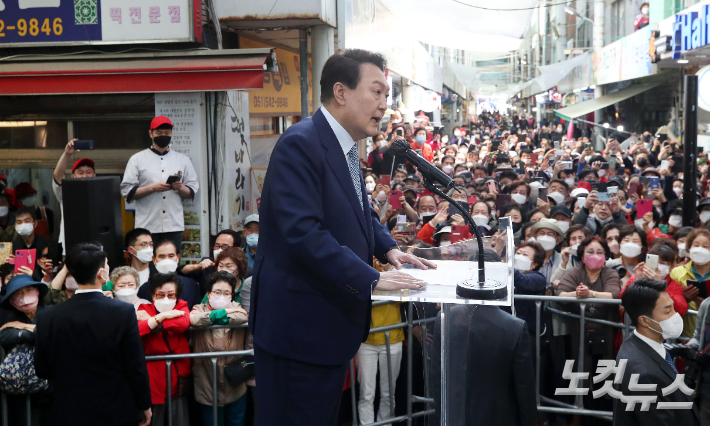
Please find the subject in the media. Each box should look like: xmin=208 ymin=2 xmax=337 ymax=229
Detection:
xmin=375 ymin=270 xmax=427 ymax=291
xmin=386 ymin=249 xmax=437 ymax=270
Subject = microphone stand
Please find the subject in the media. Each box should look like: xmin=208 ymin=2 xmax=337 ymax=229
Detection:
xmin=421 ymin=176 xmax=486 ymax=285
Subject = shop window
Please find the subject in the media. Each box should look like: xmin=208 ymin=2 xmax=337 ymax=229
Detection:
xmin=0 ymin=121 xmax=67 ymax=149
xmin=611 ymin=0 xmax=625 ymax=41
xmin=250 ymin=117 xmax=278 ymax=136
xmin=73 ymin=120 xmax=152 ymax=149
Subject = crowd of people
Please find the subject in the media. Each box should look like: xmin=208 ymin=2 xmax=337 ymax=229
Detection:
xmin=0 ymin=103 xmax=708 ymax=426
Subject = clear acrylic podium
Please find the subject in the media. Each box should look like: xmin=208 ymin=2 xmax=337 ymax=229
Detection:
xmin=371 ymin=222 xmax=514 ymax=426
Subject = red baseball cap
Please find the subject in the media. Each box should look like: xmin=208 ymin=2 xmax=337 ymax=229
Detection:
xmin=14 ymin=182 xmax=36 ymax=199
xmin=72 ymin=158 xmax=95 ymax=172
xmin=150 ymin=116 xmax=173 ymax=130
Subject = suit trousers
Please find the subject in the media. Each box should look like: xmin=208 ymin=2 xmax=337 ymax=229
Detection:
xmin=254 ymin=344 xmax=349 ymax=426
xmin=355 ymin=342 xmax=403 ymax=425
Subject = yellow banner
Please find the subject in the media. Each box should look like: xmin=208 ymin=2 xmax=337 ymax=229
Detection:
xmin=239 ymin=37 xmax=312 ymax=116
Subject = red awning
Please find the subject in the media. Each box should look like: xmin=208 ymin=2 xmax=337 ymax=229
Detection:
xmin=0 ymin=48 xmax=275 ymax=95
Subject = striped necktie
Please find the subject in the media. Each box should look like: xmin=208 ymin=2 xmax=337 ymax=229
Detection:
xmin=346 ymin=144 xmax=363 ymax=211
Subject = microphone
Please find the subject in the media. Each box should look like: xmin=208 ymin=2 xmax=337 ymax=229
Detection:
xmin=390 ymin=139 xmax=454 ymax=189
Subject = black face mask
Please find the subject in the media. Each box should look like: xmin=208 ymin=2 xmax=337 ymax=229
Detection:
xmin=153 ymin=136 xmax=172 ymax=148
xmin=512 ymin=221 xmax=523 ymax=233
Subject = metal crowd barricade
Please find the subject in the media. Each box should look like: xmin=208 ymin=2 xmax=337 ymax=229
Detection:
xmin=0 ymin=299 xmax=699 ymax=426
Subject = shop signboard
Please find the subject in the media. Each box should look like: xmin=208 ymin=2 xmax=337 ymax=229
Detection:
xmin=155 ymin=92 xmax=208 ymax=262
xmin=224 ymin=90 xmax=253 ymax=232
xmin=0 ymin=0 xmax=196 ymax=47
xmin=593 ymin=39 xmax=622 ymax=85
xmin=621 ymin=26 xmax=653 ymax=81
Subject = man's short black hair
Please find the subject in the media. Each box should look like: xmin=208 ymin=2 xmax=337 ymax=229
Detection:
xmin=125 ymin=228 xmax=152 ymax=248
xmin=578 ymin=168 xmax=598 ymax=182
xmin=14 ymin=207 xmax=35 ymax=221
xmin=215 ymin=229 xmax=242 ymax=248
xmin=320 ymin=49 xmax=387 ymax=104
xmin=621 ymin=278 xmax=668 ymax=327
xmin=148 ymin=272 xmax=182 ymax=298
xmin=66 ymin=243 xmax=107 ymax=285
xmin=154 ymin=239 xmax=177 ymax=256
xmin=206 ymin=270 xmax=238 ymax=295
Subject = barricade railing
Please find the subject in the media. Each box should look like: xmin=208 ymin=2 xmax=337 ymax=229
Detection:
xmin=0 ymin=298 xmax=699 ymax=426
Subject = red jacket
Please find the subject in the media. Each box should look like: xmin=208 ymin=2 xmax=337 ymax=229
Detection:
xmin=416 ymin=221 xmax=436 ymax=245
xmin=138 ymin=299 xmax=191 ymax=405
xmin=410 ymin=140 xmax=434 ymax=163
xmin=621 ymin=274 xmax=688 ymax=316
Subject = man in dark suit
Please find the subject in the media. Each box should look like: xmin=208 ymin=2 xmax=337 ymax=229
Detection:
xmin=431 ymin=250 xmax=536 ymax=426
xmin=615 ymin=278 xmax=699 ymax=426
xmin=250 ymin=49 xmax=433 ymax=426
xmin=35 ymin=243 xmax=152 ymax=426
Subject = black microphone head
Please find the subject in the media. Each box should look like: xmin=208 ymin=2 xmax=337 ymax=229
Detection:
xmin=390 ymin=138 xmax=411 ymax=155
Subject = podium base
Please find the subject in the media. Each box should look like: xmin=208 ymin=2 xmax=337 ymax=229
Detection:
xmin=456 ymin=278 xmax=508 ymax=300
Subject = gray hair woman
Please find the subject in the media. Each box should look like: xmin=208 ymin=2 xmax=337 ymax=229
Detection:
xmin=110 ymin=266 xmax=149 ymax=310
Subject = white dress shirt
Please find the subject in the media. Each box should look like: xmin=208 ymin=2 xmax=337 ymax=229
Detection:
xmin=120 ymin=148 xmax=199 ymax=233
xmin=634 ymin=329 xmax=666 ymax=360
xmin=320 ymin=107 xmax=357 ymax=156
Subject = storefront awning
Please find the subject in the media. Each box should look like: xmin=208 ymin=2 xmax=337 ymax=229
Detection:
xmin=555 ymin=81 xmax=665 ymax=121
xmin=0 ymin=48 xmax=277 ymax=95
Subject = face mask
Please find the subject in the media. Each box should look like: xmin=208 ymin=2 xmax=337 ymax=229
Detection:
xmin=620 ymin=243 xmax=642 ymax=258
xmin=645 ymin=312 xmax=683 ymax=339
xmin=443 ymin=165 xmax=454 ymax=174
xmin=133 ymin=247 xmax=154 ymax=264
xmin=153 ymin=135 xmax=172 ymax=149
xmin=668 ymin=215 xmax=683 ymax=228
xmin=607 ymin=240 xmax=620 ymax=255
xmin=21 ymin=196 xmax=37 ymax=206
xmin=15 ymin=223 xmax=34 ymax=237
xmin=511 ymin=193 xmax=527 ymax=205
xmin=116 ymin=288 xmax=138 ymax=303
xmin=598 ymin=169 xmax=606 ymax=177
xmin=439 ymin=241 xmax=451 ymax=247
xmin=213 ymin=248 xmax=223 ymax=259
xmin=557 ymin=221 xmax=570 ymax=233
xmin=536 ymin=235 xmax=558 ymax=251
xmin=690 ymin=247 xmax=710 ymax=265
xmin=154 ymin=297 xmax=177 ymax=313
xmin=641 ymin=6 xmax=649 ymax=14
xmin=658 ymin=264 xmax=670 ymax=280
xmin=155 ymin=259 xmax=178 ymax=274
xmin=584 ymin=156 xmax=591 ymax=163
xmin=415 ymin=136 xmax=426 ymax=144
xmin=701 ymin=211 xmax=710 ymax=224
xmin=209 ymin=295 xmax=231 ymax=310
xmin=441 ymin=136 xmax=449 ymax=144
xmin=391 ymin=119 xmax=402 ymax=124
xmin=512 ymin=221 xmax=523 ymax=233
xmin=376 ymin=191 xmax=387 ymax=202
xmin=377 ymin=140 xmax=387 ymax=148
xmin=454 ymin=131 xmax=461 ymax=137
xmin=678 ymin=243 xmax=688 ymax=258
xmin=557 ymin=127 xmax=563 ymax=133
xmin=673 ymin=187 xmax=682 ymax=197
xmin=0 ymin=206 xmax=7 ymax=218
xmin=246 ymin=233 xmax=259 ymax=248
xmin=565 ymin=178 xmax=576 ymax=188
xmin=548 ymin=191 xmax=565 ymax=205
xmin=366 ymin=182 xmax=376 ymax=192
xmin=472 ymin=214 xmax=489 ymax=226
xmin=64 ymin=277 xmax=78 ymax=291
xmin=584 ymin=254 xmax=606 ymax=270
xmin=514 ymin=254 xmax=532 ymax=272
xmin=10 ymin=287 xmax=39 ymax=314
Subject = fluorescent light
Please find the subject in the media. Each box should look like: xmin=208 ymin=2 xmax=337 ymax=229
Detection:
xmin=678 ymin=59 xmax=689 ymax=64
xmin=617 ymin=125 xmax=624 ymax=131
xmin=565 ymin=7 xmax=575 ymax=15
xmin=0 ymin=121 xmax=47 ymax=127
xmin=603 ymin=123 xmax=610 ymax=128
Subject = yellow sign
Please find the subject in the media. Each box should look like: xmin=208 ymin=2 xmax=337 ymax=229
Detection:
xmin=239 ymin=37 xmax=313 ymax=116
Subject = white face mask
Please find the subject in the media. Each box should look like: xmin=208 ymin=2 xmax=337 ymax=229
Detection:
xmin=607 ymin=240 xmax=620 ymax=255
xmin=154 ymin=297 xmax=177 ymax=313
xmin=557 ymin=221 xmax=570 ymax=233
xmin=678 ymin=243 xmax=688 ymax=258
xmin=366 ymin=183 xmax=376 ymax=192
xmin=511 ymin=193 xmax=527 ymax=205
xmin=536 ymin=235 xmax=558 ymax=251
xmin=690 ymin=247 xmax=710 ymax=265
xmin=527 ymin=237 xmax=537 ymax=243
xmin=155 ymin=259 xmax=178 ymax=274
xmin=474 ymin=178 xmax=484 ymax=184
xmin=514 ymin=254 xmax=532 ymax=272
xmin=391 ymin=119 xmax=402 ymax=124
xmin=115 ymin=288 xmax=138 ymax=303
xmin=454 ymin=130 xmax=461 ymax=137
xmin=472 ymin=214 xmax=489 ymax=226
xmin=641 ymin=6 xmax=649 ymax=15
xmin=584 ymin=156 xmax=591 ymax=163
xmin=377 ymin=140 xmax=387 ymax=148
xmin=209 ymin=295 xmax=231 ymax=310
xmin=673 ymin=187 xmax=682 ymax=197
xmin=64 ymin=277 xmax=78 ymax=291
xmin=529 ymin=181 xmax=543 ymax=189
xmin=657 ymin=264 xmax=670 ymax=280
xmin=668 ymin=215 xmax=683 ymax=228
xmin=443 ymin=165 xmax=454 ymax=174
xmin=15 ymin=223 xmax=34 ymax=237
xmin=548 ymin=191 xmax=565 ymax=205
xmin=598 ymin=169 xmax=606 ymax=177
xmin=441 ymin=136 xmax=449 ymax=144
xmin=565 ymin=178 xmax=576 ymax=188
xmin=0 ymin=206 xmax=7 ymax=218
xmin=213 ymin=248 xmax=223 ymax=259
xmin=376 ymin=191 xmax=387 ymax=202
xmin=620 ymin=242 xmax=642 ymax=258
xmin=645 ymin=312 xmax=683 ymax=339
xmin=439 ymin=241 xmax=451 ymax=247
xmin=133 ymin=247 xmax=154 ymax=264
xmin=701 ymin=211 xmax=710 ymax=224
